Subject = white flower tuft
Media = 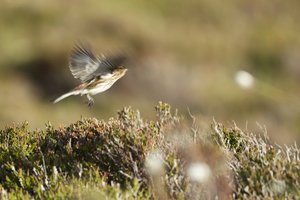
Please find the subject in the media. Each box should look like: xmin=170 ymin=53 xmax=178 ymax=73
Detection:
xmin=145 ymin=150 xmax=164 ymax=175
xmin=187 ymin=162 xmax=211 ymax=183
xmin=235 ymin=70 xmax=254 ymax=89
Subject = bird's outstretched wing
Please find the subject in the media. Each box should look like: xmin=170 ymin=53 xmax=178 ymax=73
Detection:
xmin=91 ymin=55 xmax=127 ymax=77
xmin=69 ymin=43 xmax=127 ymax=82
xmin=69 ymin=43 xmax=101 ymax=83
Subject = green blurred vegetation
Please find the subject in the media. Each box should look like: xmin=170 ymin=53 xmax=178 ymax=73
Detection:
xmin=0 ymin=103 xmax=299 ymax=199
xmin=0 ymin=0 xmax=300 ymax=142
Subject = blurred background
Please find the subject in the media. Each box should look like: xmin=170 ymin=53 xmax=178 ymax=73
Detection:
xmin=1 ymin=0 xmax=300 ymax=144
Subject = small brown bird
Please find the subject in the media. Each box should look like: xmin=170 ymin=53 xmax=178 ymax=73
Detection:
xmin=53 ymin=43 xmax=127 ymax=107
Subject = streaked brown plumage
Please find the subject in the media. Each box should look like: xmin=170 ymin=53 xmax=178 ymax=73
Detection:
xmin=53 ymin=43 xmax=127 ymax=107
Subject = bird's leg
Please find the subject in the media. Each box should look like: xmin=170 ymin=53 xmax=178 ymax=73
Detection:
xmin=86 ymin=94 xmax=94 ymax=107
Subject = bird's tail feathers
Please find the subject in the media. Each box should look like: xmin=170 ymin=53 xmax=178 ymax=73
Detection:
xmin=53 ymin=90 xmax=80 ymax=104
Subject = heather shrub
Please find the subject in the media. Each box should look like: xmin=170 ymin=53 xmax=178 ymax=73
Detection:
xmin=212 ymin=122 xmax=300 ymax=199
xmin=0 ymin=102 xmax=299 ymax=199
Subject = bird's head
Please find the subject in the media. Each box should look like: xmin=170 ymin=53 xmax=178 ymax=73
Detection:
xmin=114 ymin=66 xmax=128 ymax=77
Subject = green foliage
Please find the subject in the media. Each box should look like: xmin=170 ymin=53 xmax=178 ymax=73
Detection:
xmin=0 ymin=103 xmax=299 ymax=199
xmin=0 ymin=102 xmax=184 ymax=199
xmin=212 ymin=122 xmax=300 ymax=199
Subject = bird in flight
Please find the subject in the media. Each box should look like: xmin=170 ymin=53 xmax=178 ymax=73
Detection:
xmin=53 ymin=43 xmax=128 ymax=107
